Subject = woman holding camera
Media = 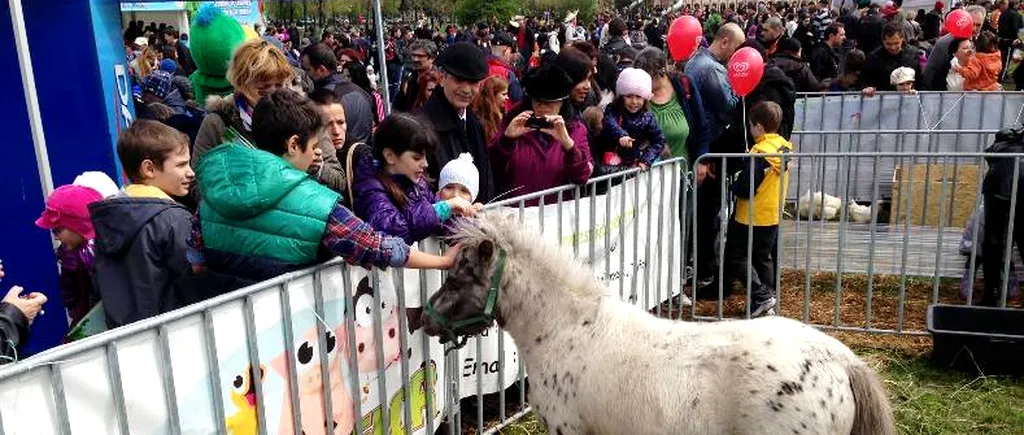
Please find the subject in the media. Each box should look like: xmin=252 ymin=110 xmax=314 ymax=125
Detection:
xmin=489 ymin=64 xmax=594 ymax=205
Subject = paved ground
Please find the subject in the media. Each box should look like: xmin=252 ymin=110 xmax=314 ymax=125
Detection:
xmin=778 ymin=220 xmax=969 ymax=278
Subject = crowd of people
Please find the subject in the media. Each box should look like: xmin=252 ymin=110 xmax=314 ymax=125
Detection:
xmin=4 ymin=0 xmax=1024 ymax=360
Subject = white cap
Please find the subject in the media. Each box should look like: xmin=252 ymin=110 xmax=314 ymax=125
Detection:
xmin=890 ymin=67 xmax=915 ymax=85
xmin=439 ymin=153 xmax=480 ymax=202
xmin=73 ymin=171 xmax=120 ymax=198
xmin=133 ymin=36 xmax=149 ymax=48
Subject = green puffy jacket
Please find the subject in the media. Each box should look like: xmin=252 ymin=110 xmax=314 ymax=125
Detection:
xmin=196 ymin=142 xmax=340 ymax=264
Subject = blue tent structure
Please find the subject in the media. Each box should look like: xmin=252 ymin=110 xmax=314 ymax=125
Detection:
xmin=1 ymin=0 xmax=130 ymax=354
xmin=0 ymin=0 xmax=391 ymax=355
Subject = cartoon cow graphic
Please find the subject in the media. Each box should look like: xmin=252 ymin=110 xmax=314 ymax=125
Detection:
xmin=271 ymin=322 xmax=355 ymax=435
xmin=351 ymin=276 xmax=424 ymax=402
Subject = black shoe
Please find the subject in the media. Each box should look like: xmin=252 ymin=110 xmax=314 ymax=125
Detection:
xmin=695 ymin=279 xmax=729 ymax=300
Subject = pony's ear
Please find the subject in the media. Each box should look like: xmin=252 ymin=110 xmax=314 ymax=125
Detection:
xmin=478 ymin=240 xmax=495 ymax=262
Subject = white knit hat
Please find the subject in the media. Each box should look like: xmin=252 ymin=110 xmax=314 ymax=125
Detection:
xmin=439 ymin=153 xmax=480 ymax=202
xmin=73 ymin=171 xmax=120 ymax=198
xmin=615 ymin=68 xmax=653 ymax=100
xmin=890 ymin=67 xmax=915 ymax=86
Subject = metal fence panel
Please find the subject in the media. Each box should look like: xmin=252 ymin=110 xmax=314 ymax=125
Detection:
xmin=0 ymin=159 xmax=687 ymax=435
xmin=690 ymin=151 xmax=1024 ymax=338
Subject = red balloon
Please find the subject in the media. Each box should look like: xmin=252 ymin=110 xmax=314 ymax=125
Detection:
xmin=945 ymin=9 xmax=973 ymax=38
xmin=727 ymin=47 xmax=764 ymax=98
xmin=667 ymin=15 xmax=703 ymax=61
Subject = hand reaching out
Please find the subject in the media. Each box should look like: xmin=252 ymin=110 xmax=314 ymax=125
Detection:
xmin=3 ymin=286 xmax=47 ymax=325
xmin=447 ymin=197 xmax=483 ymax=217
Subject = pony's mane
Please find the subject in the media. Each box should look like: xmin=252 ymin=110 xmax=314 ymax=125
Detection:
xmin=453 ymin=212 xmax=603 ymax=298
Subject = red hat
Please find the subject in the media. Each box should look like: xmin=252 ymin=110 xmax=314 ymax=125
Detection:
xmin=35 ymin=185 xmax=104 ymax=240
xmin=935 ymin=1 xmax=945 ymax=10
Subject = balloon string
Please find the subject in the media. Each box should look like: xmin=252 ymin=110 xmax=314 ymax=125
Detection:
xmin=742 ymin=96 xmax=749 ymax=152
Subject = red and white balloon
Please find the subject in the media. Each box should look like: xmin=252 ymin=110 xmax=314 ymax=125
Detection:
xmin=727 ymin=47 xmax=765 ymax=97
xmin=945 ymin=9 xmax=973 ymax=39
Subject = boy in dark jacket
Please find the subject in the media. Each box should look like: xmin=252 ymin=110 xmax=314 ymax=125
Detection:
xmin=89 ymin=120 xmax=195 ymax=328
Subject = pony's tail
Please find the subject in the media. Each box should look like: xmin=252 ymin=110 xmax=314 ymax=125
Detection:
xmin=846 ymin=362 xmax=896 ymax=435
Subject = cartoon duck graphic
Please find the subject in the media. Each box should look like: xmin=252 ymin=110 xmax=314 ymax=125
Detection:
xmin=226 ymin=364 xmax=264 ymax=435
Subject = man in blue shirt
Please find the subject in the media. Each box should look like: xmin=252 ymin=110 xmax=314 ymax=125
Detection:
xmin=683 ymin=22 xmax=745 ymax=292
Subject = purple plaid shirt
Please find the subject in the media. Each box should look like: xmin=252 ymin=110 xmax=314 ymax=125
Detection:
xmin=322 ymin=202 xmax=409 ymax=269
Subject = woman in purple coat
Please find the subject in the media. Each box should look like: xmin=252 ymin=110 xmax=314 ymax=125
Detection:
xmin=352 ymin=113 xmax=480 ymax=244
xmin=490 ymin=64 xmax=594 ymax=205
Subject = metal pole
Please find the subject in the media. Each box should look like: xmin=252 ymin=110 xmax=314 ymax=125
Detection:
xmin=9 ymin=0 xmax=54 ymax=197
xmin=372 ymin=0 xmax=392 ymax=115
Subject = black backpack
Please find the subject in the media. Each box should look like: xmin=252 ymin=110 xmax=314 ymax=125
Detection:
xmin=983 ymin=127 xmax=1024 ymax=199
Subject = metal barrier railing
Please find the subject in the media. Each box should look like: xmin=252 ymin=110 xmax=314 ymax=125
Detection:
xmin=794 ymin=91 xmax=1024 ymax=134
xmin=688 ymin=151 xmax=1024 ymax=339
xmin=0 ymin=159 xmax=687 ymax=435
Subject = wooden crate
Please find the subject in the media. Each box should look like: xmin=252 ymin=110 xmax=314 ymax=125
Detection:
xmin=891 ymin=163 xmax=981 ymax=228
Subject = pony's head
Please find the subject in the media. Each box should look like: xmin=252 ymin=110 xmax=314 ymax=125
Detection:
xmin=422 ymin=213 xmax=518 ymax=347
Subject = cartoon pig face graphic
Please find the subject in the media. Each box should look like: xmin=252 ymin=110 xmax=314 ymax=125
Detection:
xmin=272 ymin=323 xmax=354 ymax=435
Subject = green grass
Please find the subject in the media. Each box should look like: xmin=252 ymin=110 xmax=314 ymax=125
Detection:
xmin=496 ymin=350 xmax=1024 ymax=435
xmin=878 ymin=351 xmax=1024 ymax=435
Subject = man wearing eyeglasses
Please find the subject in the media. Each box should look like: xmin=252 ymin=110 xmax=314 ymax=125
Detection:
xmin=393 ymin=39 xmax=437 ymax=112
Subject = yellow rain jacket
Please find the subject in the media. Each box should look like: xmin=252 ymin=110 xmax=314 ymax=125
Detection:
xmin=733 ymin=133 xmax=793 ymax=226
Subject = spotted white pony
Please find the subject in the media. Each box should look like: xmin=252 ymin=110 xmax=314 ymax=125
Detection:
xmin=423 ymin=213 xmax=895 ymax=435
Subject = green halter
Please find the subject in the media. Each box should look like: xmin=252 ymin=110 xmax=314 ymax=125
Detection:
xmin=425 ymin=248 xmax=507 ymax=351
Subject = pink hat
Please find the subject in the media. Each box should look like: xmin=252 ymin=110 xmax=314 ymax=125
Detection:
xmin=615 ymin=68 xmax=654 ymax=100
xmin=35 ymin=185 xmax=104 ymax=239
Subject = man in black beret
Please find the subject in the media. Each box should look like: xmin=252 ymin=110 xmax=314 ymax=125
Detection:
xmin=417 ymin=42 xmax=496 ymax=202
xmin=475 ymin=22 xmax=492 ymax=51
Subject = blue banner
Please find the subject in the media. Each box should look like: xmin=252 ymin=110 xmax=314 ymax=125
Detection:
xmin=120 ymin=1 xmax=262 ymax=24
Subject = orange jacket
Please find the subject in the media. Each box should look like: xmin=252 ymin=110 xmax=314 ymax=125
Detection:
xmin=958 ymin=51 xmax=1003 ymax=91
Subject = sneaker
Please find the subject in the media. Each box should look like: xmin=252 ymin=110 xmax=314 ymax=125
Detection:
xmin=673 ymin=292 xmax=693 ymax=307
xmin=751 ymin=297 xmax=778 ymax=318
